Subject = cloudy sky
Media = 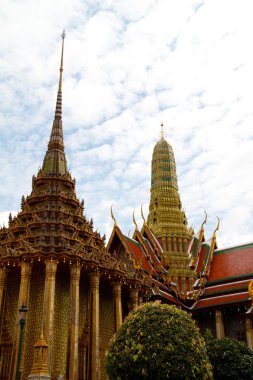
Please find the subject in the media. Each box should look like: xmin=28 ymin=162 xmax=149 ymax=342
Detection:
xmin=1 ymin=0 xmax=253 ymax=248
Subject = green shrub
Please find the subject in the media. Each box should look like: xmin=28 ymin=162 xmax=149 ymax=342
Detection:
xmin=206 ymin=336 xmax=253 ymax=380
xmin=106 ymin=302 xmax=212 ymax=380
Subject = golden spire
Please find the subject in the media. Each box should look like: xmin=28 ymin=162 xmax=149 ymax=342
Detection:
xmin=55 ymin=30 xmax=65 ymax=119
xmin=160 ymin=122 xmax=164 ymax=140
xmin=42 ymin=31 xmax=68 ymax=176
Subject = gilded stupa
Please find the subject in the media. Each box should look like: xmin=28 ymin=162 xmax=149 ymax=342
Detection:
xmin=147 ymin=124 xmax=196 ymax=293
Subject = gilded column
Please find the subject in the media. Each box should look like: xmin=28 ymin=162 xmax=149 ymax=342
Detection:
xmin=112 ymin=282 xmax=122 ymax=331
xmin=162 ymin=237 xmax=166 ymax=252
xmin=69 ymin=263 xmax=81 ymax=380
xmin=246 ymin=318 xmax=253 ymax=350
xmin=0 ymin=267 xmax=7 ymax=320
xmin=183 ymin=239 xmax=187 ymax=252
xmin=130 ymin=287 xmax=139 ymax=311
xmin=215 ymin=309 xmax=225 ymax=339
xmin=89 ymin=272 xmax=100 ymax=380
xmin=11 ymin=261 xmax=32 ymax=380
xmin=168 ymin=237 xmax=172 ymax=252
xmin=43 ymin=259 xmax=57 ymax=372
xmin=178 ymin=238 xmax=182 ymax=252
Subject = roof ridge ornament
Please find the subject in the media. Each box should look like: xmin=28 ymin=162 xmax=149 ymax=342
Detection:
xmin=141 ymin=204 xmax=146 ymax=224
xmin=110 ymin=205 xmax=117 ymax=227
xmin=133 ymin=210 xmax=138 ymax=230
xmin=214 ymin=216 xmax=220 ymax=235
xmin=201 ymin=211 xmax=207 ymax=229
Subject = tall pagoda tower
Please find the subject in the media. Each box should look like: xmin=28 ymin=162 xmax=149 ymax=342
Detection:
xmin=147 ymin=124 xmax=196 ymax=294
xmin=0 ymin=34 xmax=148 ymax=380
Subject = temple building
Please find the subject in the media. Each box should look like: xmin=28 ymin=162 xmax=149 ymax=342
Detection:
xmin=0 ymin=34 xmax=150 ymax=380
xmin=1 ymin=35 xmax=253 ymax=380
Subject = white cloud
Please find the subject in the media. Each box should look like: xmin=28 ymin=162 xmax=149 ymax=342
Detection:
xmin=0 ymin=0 xmax=253 ymax=249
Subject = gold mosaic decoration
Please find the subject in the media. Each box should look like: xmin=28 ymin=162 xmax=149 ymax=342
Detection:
xmin=99 ymin=282 xmax=115 ymax=380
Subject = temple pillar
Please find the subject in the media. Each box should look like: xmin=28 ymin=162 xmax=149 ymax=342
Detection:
xmin=112 ymin=282 xmax=122 ymax=331
xmin=246 ymin=318 xmax=253 ymax=350
xmin=130 ymin=287 xmax=139 ymax=311
xmin=69 ymin=263 xmax=81 ymax=380
xmin=0 ymin=267 xmax=7 ymax=321
xmin=12 ymin=261 xmax=32 ymax=380
xmin=43 ymin=259 xmax=57 ymax=372
xmin=89 ymin=272 xmax=100 ymax=380
xmin=215 ymin=309 xmax=225 ymax=338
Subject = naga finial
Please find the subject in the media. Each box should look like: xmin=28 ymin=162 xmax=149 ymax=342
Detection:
xmin=110 ymin=205 xmax=117 ymax=227
xmin=141 ymin=204 xmax=146 ymax=224
xmin=214 ymin=216 xmax=220 ymax=234
xmin=201 ymin=210 xmax=207 ymax=228
xmin=133 ymin=210 xmax=138 ymax=230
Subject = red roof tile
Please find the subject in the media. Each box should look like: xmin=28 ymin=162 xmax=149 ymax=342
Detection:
xmin=193 ymin=292 xmax=250 ymax=309
xmin=203 ymin=279 xmax=251 ymax=296
xmin=208 ymin=244 xmax=253 ymax=283
xmin=124 ymin=236 xmax=155 ymax=274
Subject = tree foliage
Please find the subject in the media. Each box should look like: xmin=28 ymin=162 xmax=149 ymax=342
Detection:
xmin=106 ymin=302 xmax=212 ymax=380
xmin=205 ymin=335 xmax=253 ymax=380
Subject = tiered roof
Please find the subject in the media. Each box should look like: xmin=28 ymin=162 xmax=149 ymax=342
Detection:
xmin=0 ymin=34 xmax=150 ymax=295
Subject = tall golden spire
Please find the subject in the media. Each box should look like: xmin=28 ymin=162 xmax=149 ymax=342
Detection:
xmin=42 ymin=31 xmax=68 ymax=176
xmin=147 ymin=126 xmax=183 ymax=233
xmin=147 ymin=124 xmax=195 ymax=291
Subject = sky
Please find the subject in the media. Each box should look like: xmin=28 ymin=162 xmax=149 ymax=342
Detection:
xmin=1 ymin=0 xmax=253 ymax=249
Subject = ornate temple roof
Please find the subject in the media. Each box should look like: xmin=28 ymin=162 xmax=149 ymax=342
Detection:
xmin=0 ymin=34 xmax=150 ymax=293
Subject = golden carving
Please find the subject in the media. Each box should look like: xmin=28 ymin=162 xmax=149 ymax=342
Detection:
xmin=28 ymin=332 xmax=50 ymax=377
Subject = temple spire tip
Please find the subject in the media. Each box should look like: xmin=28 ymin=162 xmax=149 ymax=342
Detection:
xmin=160 ymin=121 xmax=164 ymax=140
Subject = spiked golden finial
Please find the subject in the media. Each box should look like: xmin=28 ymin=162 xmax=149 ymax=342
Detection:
xmin=133 ymin=210 xmax=138 ymax=230
xmin=110 ymin=205 xmax=117 ymax=227
xmin=141 ymin=204 xmax=146 ymax=224
xmin=160 ymin=122 xmax=164 ymax=140
xmin=42 ymin=31 xmax=68 ymax=175
xmin=55 ymin=29 xmax=66 ymax=116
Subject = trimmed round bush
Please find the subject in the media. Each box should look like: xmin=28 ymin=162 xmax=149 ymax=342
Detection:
xmin=206 ymin=336 xmax=253 ymax=380
xmin=105 ymin=302 xmax=212 ymax=380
